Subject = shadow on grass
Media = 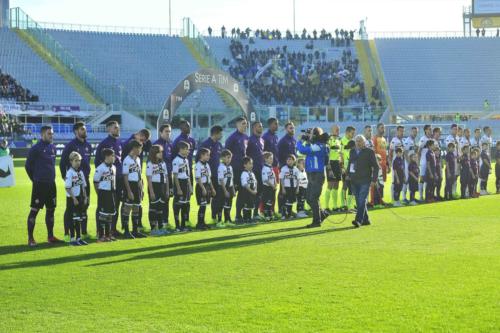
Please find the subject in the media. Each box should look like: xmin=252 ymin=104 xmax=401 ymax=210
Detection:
xmin=89 ymin=226 xmax=355 ymax=267
xmin=0 ymin=225 xmax=355 ymax=271
xmin=0 ymin=242 xmax=68 ymax=256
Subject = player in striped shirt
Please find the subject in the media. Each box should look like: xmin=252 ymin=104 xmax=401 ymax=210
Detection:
xmin=214 ymin=149 xmax=235 ymax=226
xmin=236 ymin=157 xmax=258 ymax=224
xmin=172 ymin=141 xmax=192 ymax=232
xmin=64 ymin=152 xmax=88 ymax=246
xmin=94 ymin=148 xmax=117 ymax=242
xmin=261 ymin=152 xmax=277 ymax=220
xmin=296 ymin=158 xmax=308 ymax=218
xmin=279 ymin=154 xmax=300 ymax=219
xmin=195 ymin=148 xmax=216 ymax=230
xmin=146 ymin=145 xmax=169 ymax=236
xmin=122 ymin=140 xmax=145 ymax=239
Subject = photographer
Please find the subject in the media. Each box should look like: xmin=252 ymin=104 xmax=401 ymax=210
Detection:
xmin=296 ymin=127 xmax=329 ymax=228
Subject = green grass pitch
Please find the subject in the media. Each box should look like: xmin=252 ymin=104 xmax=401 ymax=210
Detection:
xmin=0 ymin=162 xmax=499 ymax=332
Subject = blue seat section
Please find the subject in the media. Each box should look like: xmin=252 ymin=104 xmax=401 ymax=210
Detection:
xmin=376 ymin=38 xmax=500 ymax=109
xmin=0 ymin=28 xmax=88 ymax=106
xmin=45 ymin=30 xmax=226 ymax=111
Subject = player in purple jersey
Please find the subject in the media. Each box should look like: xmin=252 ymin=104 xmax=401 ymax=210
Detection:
xmin=444 ymin=143 xmax=456 ymax=200
xmin=392 ymin=148 xmax=405 ymax=207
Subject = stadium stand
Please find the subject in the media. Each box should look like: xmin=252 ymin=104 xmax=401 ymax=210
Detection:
xmin=0 ymin=112 xmax=26 ymax=137
xmin=206 ymin=37 xmax=365 ymax=107
xmin=0 ymin=68 xmax=38 ymax=102
xmin=375 ymin=38 xmax=500 ymax=110
xmin=45 ymin=29 xmax=226 ymax=111
xmin=0 ymin=28 xmax=87 ymax=105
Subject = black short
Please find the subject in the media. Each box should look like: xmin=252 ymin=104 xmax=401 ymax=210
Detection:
xmin=149 ymin=182 xmax=167 ymax=204
xmin=479 ymin=168 xmax=490 ymax=179
xmin=297 ymin=187 xmax=306 ymax=201
xmin=66 ymin=196 xmax=85 ymax=220
xmin=237 ymin=188 xmax=255 ymax=210
xmin=284 ymin=187 xmax=297 ymax=205
xmin=409 ymin=180 xmax=418 ymax=192
xmin=123 ymin=181 xmax=142 ymax=206
xmin=195 ymin=183 xmax=212 ymax=206
xmin=30 ymin=181 xmax=57 ymax=210
xmin=174 ymin=178 xmax=190 ymax=204
xmin=262 ymin=185 xmax=275 ymax=206
xmin=327 ymin=160 xmax=342 ymax=182
xmin=98 ymin=190 xmax=116 ymax=216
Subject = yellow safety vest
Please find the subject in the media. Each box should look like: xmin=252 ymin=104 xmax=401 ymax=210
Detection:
xmin=328 ymin=136 xmax=342 ymax=161
xmin=341 ymin=136 xmax=351 ymax=165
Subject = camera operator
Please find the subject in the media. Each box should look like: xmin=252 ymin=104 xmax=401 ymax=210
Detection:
xmin=296 ymin=127 xmax=329 ymax=228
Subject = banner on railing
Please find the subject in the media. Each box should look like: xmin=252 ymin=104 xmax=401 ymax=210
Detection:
xmin=52 ymin=105 xmax=81 ymax=112
xmin=27 ymin=105 xmax=46 ymax=111
xmin=0 ymin=156 xmax=15 ymax=188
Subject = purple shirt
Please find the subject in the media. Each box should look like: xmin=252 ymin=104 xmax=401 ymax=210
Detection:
xmin=225 ymin=130 xmax=249 ymax=172
xmin=153 ymin=137 xmax=173 ymax=173
xmin=262 ymin=130 xmax=279 ymax=167
xmin=200 ymin=137 xmax=223 ymax=177
xmin=277 ymin=134 xmax=297 ymax=167
xmin=172 ymin=133 xmax=196 ymax=168
xmin=247 ymin=134 xmax=264 ymax=174
xmin=426 ymin=150 xmax=436 ymax=175
xmin=392 ymin=156 xmax=405 ymax=181
xmin=460 ymin=154 xmax=470 ymax=178
xmin=445 ymin=152 xmax=456 ymax=177
xmin=470 ymin=158 xmax=478 ymax=176
xmin=480 ymin=150 xmax=490 ymax=172
xmin=95 ymin=135 xmax=123 ymax=176
xmin=408 ymin=161 xmax=419 ymax=182
xmin=121 ymin=135 xmax=151 ymax=165
xmin=60 ymin=138 xmax=92 ymax=180
xmin=25 ymin=140 xmax=56 ymax=183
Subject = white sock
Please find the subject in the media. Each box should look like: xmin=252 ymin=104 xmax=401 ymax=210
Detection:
xmin=402 ymin=184 xmax=408 ymax=201
xmin=418 ymin=183 xmax=423 ymax=200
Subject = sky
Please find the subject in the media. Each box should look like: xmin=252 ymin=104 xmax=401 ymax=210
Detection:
xmin=10 ymin=0 xmax=472 ymax=35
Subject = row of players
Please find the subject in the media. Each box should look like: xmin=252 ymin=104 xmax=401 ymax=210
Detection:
xmin=25 ymin=120 xmax=498 ymax=246
xmin=324 ymin=124 xmax=498 ymax=212
xmin=64 ymin=141 xmax=307 ymax=244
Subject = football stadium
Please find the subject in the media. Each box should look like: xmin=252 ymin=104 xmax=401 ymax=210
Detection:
xmin=0 ymin=0 xmax=499 ymax=331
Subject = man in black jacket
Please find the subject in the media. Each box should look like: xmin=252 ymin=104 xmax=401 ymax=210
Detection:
xmin=347 ymin=135 xmax=379 ymax=227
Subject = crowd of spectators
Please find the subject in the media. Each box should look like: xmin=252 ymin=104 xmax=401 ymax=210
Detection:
xmin=226 ymin=40 xmax=365 ymax=107
xmin=0 ymin=112 xmax=27 ymax=138
xmin=210 ymin=27 xmax=356 ymax=47
xmin=476 ymin=28 xmax=500 ymax=37
xmin=0 ymin=69 xmax=39 ymax=103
